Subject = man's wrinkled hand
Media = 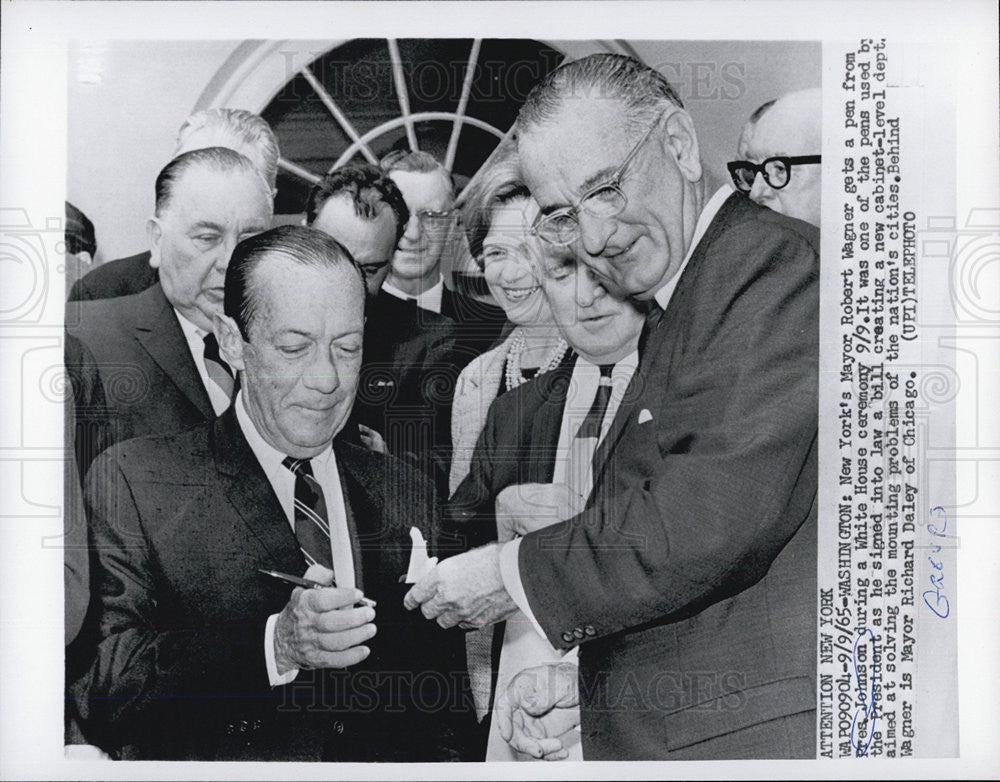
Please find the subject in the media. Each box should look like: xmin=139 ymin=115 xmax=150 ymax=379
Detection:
xmin=496 ymin=662 xmax=581 ymax=760
xmin=273 ymin=571 xmax=376 ymax=674
xmin=402 ymin=543 xmax=517 ymax=629
xmin=495 ymin=482 xmax=585 ymax=542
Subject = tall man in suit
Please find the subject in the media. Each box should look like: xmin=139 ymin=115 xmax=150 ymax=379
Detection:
xmin=406 ymin=54 xmax=819 ymax=760
xmin=66 ymin=147 xmax=272 ymax=470
xmin=72 ymin=226 xmax=473 ymax=760
xmin=68 ymin=108 xmax=279 ymax=301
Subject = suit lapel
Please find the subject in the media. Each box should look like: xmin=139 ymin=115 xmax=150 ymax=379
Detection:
xmin=528 ymin=361 xmax=574 ymax=483
xmin=133 ymin=284 xmax=214 ymax=420
xmin=332 ymin=440 xmax=410 ymax=594
xmin=335 ymin=452 xmax=370 ymax=593
xmin=211 ymin=409 xmax=304 ymax=571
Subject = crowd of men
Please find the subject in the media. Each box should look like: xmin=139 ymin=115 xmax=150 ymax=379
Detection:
xmin=65 ymin=55 xmax=822 ymax=762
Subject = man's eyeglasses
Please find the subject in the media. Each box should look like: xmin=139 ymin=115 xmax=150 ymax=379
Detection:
xmin=727 ymin=155 xmax=821 ymax=192
xmin=531 ymin=108 xmax=669 ymax=247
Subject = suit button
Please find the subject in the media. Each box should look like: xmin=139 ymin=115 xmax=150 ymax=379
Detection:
xmin=561 ymin=631 xmax=575 ymax=644
xmin=333 ymin=720 xmax=345 ymax=735
xmin=573 ymin=627 xmax=585 ymax=640
xmin=238 ymin=719 xmax=249 ymax=733
xmin=584 ymin=624 xmax=596 ymax=636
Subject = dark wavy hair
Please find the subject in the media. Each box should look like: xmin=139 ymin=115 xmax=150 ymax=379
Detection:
xmin=305 ymin=163 xmax=409 ymax=244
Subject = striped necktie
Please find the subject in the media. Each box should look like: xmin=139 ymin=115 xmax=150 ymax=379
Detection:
xmin=281 ymin=457 xmax=334 ymax=573
xmin=202 ymin=332 xmax=235 ymax=402
xmin=566 ymin=363 xmax=616 ymax=499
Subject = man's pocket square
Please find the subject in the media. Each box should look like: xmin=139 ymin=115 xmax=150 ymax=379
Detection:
xmin=638 ymin=408 xmax=653 ymax=424
xmin=404 ymin=526 xmax=438 ymax=583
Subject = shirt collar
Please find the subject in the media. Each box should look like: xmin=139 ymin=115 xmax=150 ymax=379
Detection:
xmin=654 ymin=185 xmax=733 ymax=311
xmin=381 ymin=276 xmax=444 ymax=313
xmin=173 ymin=307 xmax=206 ymax=341
xmin=234 ymin=390 xmax=334 ymax=472
xmin=575 ymin=349 xmax=639 ymax=379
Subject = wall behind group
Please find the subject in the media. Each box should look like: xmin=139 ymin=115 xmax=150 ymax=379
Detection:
xmin=68 ymin=39 xmax=820 ymax=263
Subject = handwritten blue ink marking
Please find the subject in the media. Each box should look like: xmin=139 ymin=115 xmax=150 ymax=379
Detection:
xmin=923 ymin=506 xmax=950 ymax=619
xmin=850 ymin=628 xmax=878 ymax=756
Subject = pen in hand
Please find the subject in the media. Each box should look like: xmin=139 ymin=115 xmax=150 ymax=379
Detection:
xmin=258 ymin=568 xmax=377 ymax=608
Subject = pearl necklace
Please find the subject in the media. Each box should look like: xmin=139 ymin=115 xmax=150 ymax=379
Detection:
xmin=505 ymin=328 xmax=569 ymax=391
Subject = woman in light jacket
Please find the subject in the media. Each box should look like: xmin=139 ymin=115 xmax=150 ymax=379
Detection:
xmin=450 ymin=141 xmax=572 ymax=495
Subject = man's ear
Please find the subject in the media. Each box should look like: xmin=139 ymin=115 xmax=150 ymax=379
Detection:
xmin=662 ymin=109 xmax=703 ymax=183
xmin=146 ymin=217 xmax=163 ymax=269
xmin=214 ymin=311 xmax=247 ymax=372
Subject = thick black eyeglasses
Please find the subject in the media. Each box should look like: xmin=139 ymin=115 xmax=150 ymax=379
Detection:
xmin=727 ymin=155 xmax=821 ymax=192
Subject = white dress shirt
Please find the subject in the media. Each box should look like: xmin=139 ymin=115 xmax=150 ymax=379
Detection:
xmin=381 ymin=276 xmax=444 ymax=314
xmin=173 ymin=309 xmax=233 ymax=417
xmin=233 ymin=392 xmax=356 ymax=686
xmin=498 ymin=185 xmax=734 ymax=643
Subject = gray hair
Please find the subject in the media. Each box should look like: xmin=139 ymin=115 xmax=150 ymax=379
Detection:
xmin=516 ymin=53 xmax=684 ymax=139
xmin=175 ymin=108 xmax=280 ymax=190
xmin=154 ymin=146 xmax=268 ymax=218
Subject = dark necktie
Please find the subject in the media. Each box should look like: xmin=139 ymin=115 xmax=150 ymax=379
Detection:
xmin=202 ymin=332 xmax=235 ymax=402
xmin=575 ymin=364 xmax=616 ymax=439
xmin=637 ymin=300 xmax=664 ymax=362
xmin=282 ymin=457 xmax=334 ymax=573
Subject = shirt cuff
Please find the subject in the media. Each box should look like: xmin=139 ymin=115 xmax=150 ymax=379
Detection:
xmin=498 ymin=538 xmax=549 ymax=643
xmin=265 ymin=613 xmax=299 ymax=687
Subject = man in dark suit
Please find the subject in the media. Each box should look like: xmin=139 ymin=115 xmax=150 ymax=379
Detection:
xmin=68 ymin=108 xmax=279 ymax=302
xmin=307 ymin=161 xmax=464 ymax=493
xmin=407 ymin=54 xmax=818 ymax=760
xmin=66 ymin=146 xmax=273 ymax=470
xmin=72 ymin=226 xmax=474 ymax=761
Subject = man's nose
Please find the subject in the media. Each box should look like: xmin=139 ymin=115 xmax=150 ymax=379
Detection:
xmin=303 ymin=348 xmax=340 ymax=394
xmin=577 ymin=211 xmax=616 ymax=258
xmin=575 ymin=265 xmax=606 ymax=308
xmin=749 ymin=171 xmax=771 ymax=201
xmin=213 ymin=234 xmax=240 ymax=274
xmin=403 ymin=213 xmax=422 ymax=241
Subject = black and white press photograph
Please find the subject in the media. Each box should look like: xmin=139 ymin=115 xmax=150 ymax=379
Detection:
xmin=1 ymin=2 xmax=996 ymax=778
xmin=60 ymin=35 xmax=822 ymax=763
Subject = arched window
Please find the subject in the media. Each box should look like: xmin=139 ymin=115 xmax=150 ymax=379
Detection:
xmin=260 ymin=39 xmax=564 ymax=216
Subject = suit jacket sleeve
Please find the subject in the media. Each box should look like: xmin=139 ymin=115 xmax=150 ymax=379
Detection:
xmin=443 ymin=399 xmax=504 ymax=552
xmin=65 ymin=333 xmax=112 ymax=479
xmin=518 ymin=218 xmax=819 ymax=649
xmin=71 ymin=450 xmax=272 ymax=748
